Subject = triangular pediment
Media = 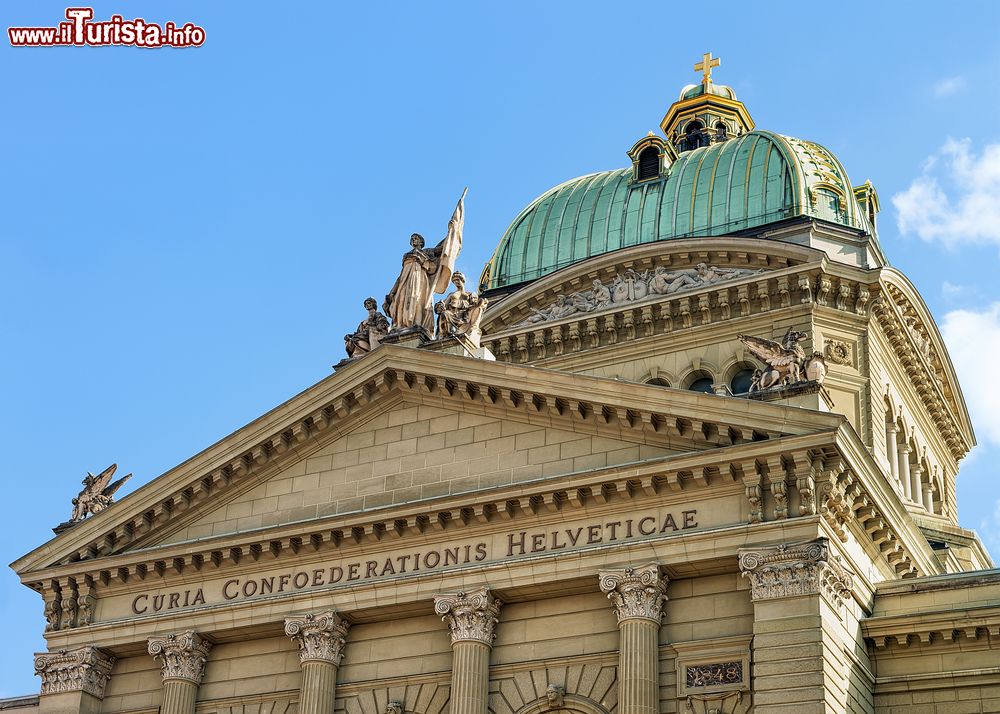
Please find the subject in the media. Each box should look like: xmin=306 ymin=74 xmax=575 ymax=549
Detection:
xmin=13 ymin=345 xmax=841 ymax=576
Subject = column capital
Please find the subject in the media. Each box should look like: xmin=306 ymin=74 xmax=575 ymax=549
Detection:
xmin=899 ymin=442 xmax=912 ymax=454
xmin=434 ymin=587 xmax=501 ymax=645
xmin=34 ymin=646 xmax=116 ymax=699
xmin=597 ymin=562 xmax=668 ymax=624
xmin=284 ymin=611 xmax=350 ymax=665
xmin=148 ymin=630 xmax=212 ymax=684
xmin=738 ymin=537 xmax=853 ymax=607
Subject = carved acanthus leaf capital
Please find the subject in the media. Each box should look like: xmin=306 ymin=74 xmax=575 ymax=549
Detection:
xmin=598 ymin=562 xmax=668 ymax=623
xmin=34 ymin=646 xmax=116 ymax=699
xmin=284 ymin=611 xmax=350 ymax=665
xmin=738 ymin=538 xmax=853 ymax=607
xmin=434 ymin=587 xmax=501 ymax=645
xmin=147 ymin=630 xmax=212 ymax=684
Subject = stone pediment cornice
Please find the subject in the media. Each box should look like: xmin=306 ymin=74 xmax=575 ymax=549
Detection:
xmin=25 ymin=432 xmax=835 ymax=590
xmin=876 ymin=270 xmax=974 ymax=458
xmin=863 ymin=606 xmax=1000 ymax=650
xmin=14 ymin=345 xmax=841 ymax=577
xmin=480 ymin=241 xmax=877 ymax=364
xmin=25 ymin=421 xmax=939 ymax=638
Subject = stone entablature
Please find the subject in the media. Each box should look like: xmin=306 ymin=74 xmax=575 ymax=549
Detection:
xmin=26 ymin=429 xmax=931 ymax=636
xmin=147 ymin=630 xmax=212 ymax=684
xmin=737 ymin=537 xmax=854 ymax=607
xmin=284 ymin=611 xmax=350 ymax=664
xmin=33 ymin=646 xmax=115 ymax=698
xmin=485 ymin=262 xmax=873 ymax=364
xmin=434 ymin=588 xmax=502 ymax=644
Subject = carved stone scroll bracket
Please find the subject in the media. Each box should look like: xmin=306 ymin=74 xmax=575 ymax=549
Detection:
xmin=34 ymin=646 xmax=116 ymax=699
xmin=434 ymin=587 xmax=502 ymax=645
xmin=597 ymin=562 xmax=668 ymax=623
xmin=737 ymin=538 xmax=854 ymax=609
xmin=147 ymin=630 xmax=213 ymax=684
xmin=284 ymin=611 xmax=350 ymax=666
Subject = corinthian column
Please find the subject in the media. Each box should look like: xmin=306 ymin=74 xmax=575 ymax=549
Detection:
xmin=434 ymin=588 xmax=501 ymax=714
xmin=284 ymin=612 xmax=350 ymax=714
xmin=598 ymin=563 xmax=667 ymax=714
xmin=147 ymin=631 xmax=212 ymax=714
xmin=34 ymin=646 xmax=115 ymax=714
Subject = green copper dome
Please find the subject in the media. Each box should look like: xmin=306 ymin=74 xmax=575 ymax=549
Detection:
xmin=481 ymin=130 xmax=870 ymax=290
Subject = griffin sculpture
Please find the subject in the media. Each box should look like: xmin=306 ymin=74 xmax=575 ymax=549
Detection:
xmin=738 ymin=328 xmax=814 ymax=392
xmin=70 ymin=464 xmax=132 ymax=522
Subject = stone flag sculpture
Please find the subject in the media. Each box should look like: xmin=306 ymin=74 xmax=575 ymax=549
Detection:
xmin=384 ymin=189 xmax=466 ymax=335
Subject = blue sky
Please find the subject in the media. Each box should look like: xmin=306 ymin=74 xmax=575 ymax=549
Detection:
xmin=2 ymin=0 xmax=1000 ymax=695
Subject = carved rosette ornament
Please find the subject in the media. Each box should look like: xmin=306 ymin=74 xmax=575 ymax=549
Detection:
xmin=34 ymin=646 xmax=116 ymax=698
xmin=737 ymin=538 xmax=853 ymax=608
xmin=433 ymin=588 xmax=502 ymax=645
xmin=598 ymin=562 xmax=668 ymax=623
xmin=284 ymin=611 xmax=350 ymax=665
xmin=147 ymin=631 xmax=212 ymax=684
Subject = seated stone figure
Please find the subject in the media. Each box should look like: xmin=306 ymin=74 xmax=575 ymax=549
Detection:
xmin=434 ymin=272 xmax=489 ymax=347
xmin=345 ymin=297 xmax=390 ymax=358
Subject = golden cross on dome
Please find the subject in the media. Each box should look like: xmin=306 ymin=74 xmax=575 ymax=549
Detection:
xmin=694 ymin=52 xmax=721 ymax=84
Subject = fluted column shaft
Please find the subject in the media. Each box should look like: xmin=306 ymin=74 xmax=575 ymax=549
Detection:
xmin=598 ymin=563 xmax=667 ymax=714
xmin=285 ymin=612 xmax=349 ymax=714
xmin=451 ymin=640 xmax=492 ymax=714
xmin=160 ymin=679 xmax=198 ymax=714
xmin=148 ymin=631 xmax=211 ymax=714
xmin=434 ymin=588 xmax=501 ymax=714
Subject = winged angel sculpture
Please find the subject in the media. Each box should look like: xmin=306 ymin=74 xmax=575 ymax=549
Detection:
xmin=70 ymin=464 xmax=132 ymax=522
xmin=738 ymin=328 xmax=826 ymax=392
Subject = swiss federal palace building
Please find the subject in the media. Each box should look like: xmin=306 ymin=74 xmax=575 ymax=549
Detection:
xmin=11 ymin=56 xmax=1000 ymax=714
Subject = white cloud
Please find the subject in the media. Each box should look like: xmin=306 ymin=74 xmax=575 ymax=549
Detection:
xmin=980 ymin=496 xmax=1000 ymax=560
xmin=892 ymin=138 xmax=1000 ymax=246
xmin=941 ymin=303 xmax=1000 ymax=445
xmin=932 ymin=75 xmax=967 ymax=97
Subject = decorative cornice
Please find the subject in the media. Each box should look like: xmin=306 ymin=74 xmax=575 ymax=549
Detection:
xmin=434 ymin=587 xmax=501 ymax=645
xmin=737 ymin=538 xmax=853 ymax=607
xmin=147 ymin=630 xmax=212 ymax=684
xmin=284 ymin=611 xmax=350 ymax=665
xmin=34 ymin=646 xmax=115 ymax=699
xmin=598 ymin=562 xmax=668 ymax=623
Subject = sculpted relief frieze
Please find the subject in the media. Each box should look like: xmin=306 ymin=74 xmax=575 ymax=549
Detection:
xmin=94 ymin=505 xmax=704 ymax=623
xmin=517 ymin=264 xmax=764 ymax=326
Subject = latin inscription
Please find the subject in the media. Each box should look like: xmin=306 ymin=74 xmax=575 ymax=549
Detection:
xmin=128 ymin=508 xmax=698 ymax=615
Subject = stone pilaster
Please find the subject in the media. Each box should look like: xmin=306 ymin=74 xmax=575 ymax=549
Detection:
xmin=738 ymin=538 xmax=855 ymax=713
xmin=285 ymin=611 xmax=350 ymax=714
xmin=434 ymin=588 xmax=501 ymax=714
xmin=148 ymin=631 xmax=212 ymax=714
xmin=598 ymin=563 xmax=667 ymax=714
xmin=35 ymin=647 xmax=115 ymax=714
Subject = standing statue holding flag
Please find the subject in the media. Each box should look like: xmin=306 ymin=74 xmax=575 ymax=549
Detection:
xmin=384 ymin=188 xmax=466 ymax=335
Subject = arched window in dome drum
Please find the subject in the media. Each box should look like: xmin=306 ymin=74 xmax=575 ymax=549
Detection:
xmin=715 ymin=121 xmax=727 ymax=141
xmin=814 ymin=188 xmax=842 ymax=223
xmin=637 ymin=147 xmax=660 ymax=181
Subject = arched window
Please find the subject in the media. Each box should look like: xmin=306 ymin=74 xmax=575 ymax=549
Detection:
xmin=729 ymin=368 xmax=755 ymax=395
xmin=814 ymin=188 xmax=842 ymax=222
xmin=685 ymin=121 xmax=704 ymax=150
xmin=637 ymin=147 xmax=660 ymax=181
xmin=646 ymin=377 xmax=670 ymax=387
xmin=715 ymin=121 xmax=728 ymax=141
xmin=687 ymin=377 xmax=714 ymax=394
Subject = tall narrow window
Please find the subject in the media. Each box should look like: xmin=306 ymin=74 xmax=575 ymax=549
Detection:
xmin=637 ymin=147 xmax=660 ymax=181
xmin=685 ymin=121 xmax=704 ymax=150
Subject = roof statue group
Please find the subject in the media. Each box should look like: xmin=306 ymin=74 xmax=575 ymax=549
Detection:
xmin=344 ymin=188 xmax=489 ymax=359
xmin=738 ymin=328 xmax=827 ymax=394
xmin=53 ymin=463 xmax=132 ymax=531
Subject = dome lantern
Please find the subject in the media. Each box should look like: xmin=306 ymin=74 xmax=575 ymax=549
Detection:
xmin=660 ymin=52 xmax=755 ymax=160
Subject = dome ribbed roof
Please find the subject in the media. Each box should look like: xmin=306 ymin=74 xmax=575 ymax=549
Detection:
xmin=481 ymin=130 xmax=869 ymax=291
